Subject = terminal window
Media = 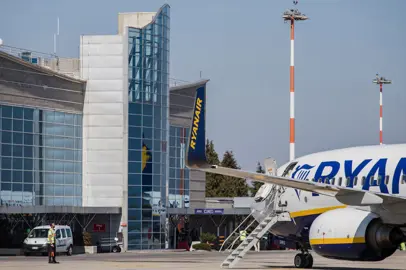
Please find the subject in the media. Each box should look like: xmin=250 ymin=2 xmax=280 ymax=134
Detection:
xmin=0 ymin=105 xmax=83 ymax=207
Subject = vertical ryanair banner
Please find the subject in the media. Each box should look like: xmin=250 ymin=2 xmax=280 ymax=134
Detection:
xmin=142 ymin=133 xmax=152 ymax=191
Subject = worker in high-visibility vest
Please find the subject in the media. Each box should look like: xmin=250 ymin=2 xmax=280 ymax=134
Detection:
xmin=47 ymin=223 xmax=58 ymax=264
xmin=400 ymin=242 xmax=406 ymax=251
xmin=239 ymin=230 xmax=247 ymax=242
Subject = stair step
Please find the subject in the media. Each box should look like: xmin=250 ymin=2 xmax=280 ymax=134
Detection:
xmin=220 ymin=211 xmax=279 ymax=269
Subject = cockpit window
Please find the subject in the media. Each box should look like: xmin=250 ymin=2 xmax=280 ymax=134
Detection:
xmin=281 ymin=162 xmax=298 ymax=177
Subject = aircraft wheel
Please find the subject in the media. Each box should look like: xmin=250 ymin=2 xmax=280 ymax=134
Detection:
xmin=304 ymin=253 xmax=313 ymax=268
xmin=294 ymin=253 xmax=306 ymax=268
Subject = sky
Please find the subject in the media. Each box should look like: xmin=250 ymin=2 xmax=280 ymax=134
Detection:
xmin=1 ymin=0 xmax=406 ymax=171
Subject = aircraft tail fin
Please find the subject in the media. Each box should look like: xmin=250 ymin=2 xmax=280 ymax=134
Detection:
xmin=186 ymin=85 xmax=209 ymax=169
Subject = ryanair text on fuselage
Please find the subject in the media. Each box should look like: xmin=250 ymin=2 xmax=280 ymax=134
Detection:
xmin=190 ymin=97 xmax=203 ymax=150
xmin=292 ymin=157 xmax=406 ymax=196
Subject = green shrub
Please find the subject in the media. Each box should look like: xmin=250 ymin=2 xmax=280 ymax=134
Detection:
xmin=192 ymin=243 xmax=211 ymax=251
xmin=200 ymin=232 xmax=216 ymax=243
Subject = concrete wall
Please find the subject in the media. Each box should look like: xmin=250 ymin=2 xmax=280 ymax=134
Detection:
xmin=205 ymin=199 xmax=234 ymax=209
xmin=41 ymin=58 xmax=81 ymax=80
xmin=80 ymin=35 xmax=126 ymax=208
xmin=233 ymin=197 xmax=255 ymax=208
xmin=0 ymin=52 xmax=85 ymax=113
xmin=118 ymin=12 xmax=156 ymax=34
xmin=189 ymin=170 xmax=206 ymax=208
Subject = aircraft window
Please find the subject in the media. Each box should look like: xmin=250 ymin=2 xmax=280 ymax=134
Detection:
xmin=282 ymin=162 xmax=298 ymax=177
xmin=331 ymin=178 xmax=335 ymax=185
xmin=362 ymin=176 xmax=366 ymax=186
xmin=346 ymin=177 xmax=351 ymax=187
xmin=402 ymin=175 xmax=406 ymax=184
xmin=369 ymin=176 xmax=374 ymax=185
xmin=385 ymin=175 xmax=389 ymax=185
xmin=318 ymin=178 xmax=322 ymax=183
xmin=354 ymin=176 xmax=358 ymax=186
xmin=378 ymin=175 xmax=382 ymax=185
xmin=338 ymin=177 xmax=342 ymax=186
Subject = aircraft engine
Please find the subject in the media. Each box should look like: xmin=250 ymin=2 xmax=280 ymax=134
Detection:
xmin=309 ymin=208 xmax=404 ymax=261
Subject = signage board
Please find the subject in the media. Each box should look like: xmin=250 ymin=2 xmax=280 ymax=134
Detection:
xmin=93 ymin=223 xmax=106 ymax=232
xmin=194 ymin=208 xmax=224 ymax=215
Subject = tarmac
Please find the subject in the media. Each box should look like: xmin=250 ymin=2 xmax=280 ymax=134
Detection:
xmin=1 ymin=250 xmax=405 ymax=270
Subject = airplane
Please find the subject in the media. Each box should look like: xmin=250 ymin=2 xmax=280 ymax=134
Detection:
xmin=185 ymin=85 xmax=406 ymax=268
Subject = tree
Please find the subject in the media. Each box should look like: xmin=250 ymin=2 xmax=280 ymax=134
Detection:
xmin=205 ymin=139 xmax=222 ymax=197
xmin=219 ymin=151 xmax=249 ymax=197
xmin=250 ymin=162 xmax=265 ymax=196
xmin=204 ymin=141 xmax=249 ymax=197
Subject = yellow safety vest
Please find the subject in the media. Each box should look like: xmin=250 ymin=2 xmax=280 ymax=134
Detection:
xmin=400 ymin=242 xmax=406 ymax=251
xmin=47 ymin=228 xmax=55 ymax=244
xmin=240 ymin=230 xmax=247 ymax=241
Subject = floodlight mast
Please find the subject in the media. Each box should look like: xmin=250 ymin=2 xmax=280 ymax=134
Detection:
xmin=282 ymin=7 xmax=308 ymax=161
xmin=372 ymin=73 xmax=392 ymax=145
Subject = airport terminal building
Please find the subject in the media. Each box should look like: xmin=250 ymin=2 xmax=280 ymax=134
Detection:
xmin=0 ymin=4 xmax=252 ymax=252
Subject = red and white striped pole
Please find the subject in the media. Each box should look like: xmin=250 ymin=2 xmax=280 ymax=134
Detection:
xmin=379 ymin=83 xmax=383 ymax=145
xmin=290 ymin=19 xmax=295 ymax=161
xmin=373 ymin=74 xmax=391 ymax=145
xmin=283 ymin=7 xmax=307 ymax=161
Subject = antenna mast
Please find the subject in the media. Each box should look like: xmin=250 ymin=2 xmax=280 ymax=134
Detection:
xmin=54 ymin=17 xmax=60 ymax=55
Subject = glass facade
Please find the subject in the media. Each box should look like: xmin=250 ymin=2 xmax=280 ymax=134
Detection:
xmin=0 ymin=104 xmax=82 ymax=207
xmin=127 ymin=4 xmax=170 ymax=250
xmin=169 ymin=126 xmax=190 ymax=209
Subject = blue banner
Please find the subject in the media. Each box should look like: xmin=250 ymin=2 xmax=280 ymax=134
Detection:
xmin=194 ymin=208 xmax=224 ymax=215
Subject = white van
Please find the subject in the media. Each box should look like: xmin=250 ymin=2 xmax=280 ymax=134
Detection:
xmin=23 ymin=225 xmax=73 ymax=256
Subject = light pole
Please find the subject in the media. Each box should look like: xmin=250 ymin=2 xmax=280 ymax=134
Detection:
xmin=282 ymin=6 xmax=308 ymax=161
xmin=372 ymin=73 xmax=392 ymax=145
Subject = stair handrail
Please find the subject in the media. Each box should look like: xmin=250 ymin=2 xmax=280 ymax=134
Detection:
xmin=224 ymin=234 xmax=241 ymax=252
xmin=223 ymin=216 xmax=260 ymax=252
xmin=219 ymin=210 xmax=254 ymax=252
xmin=219 ymin=184 xmax=279 ymax=252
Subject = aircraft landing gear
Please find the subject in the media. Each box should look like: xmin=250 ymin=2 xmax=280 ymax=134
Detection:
xmin=294 ymin=242 xmax=313 ymax=268
xmin=294 ymin=253 xmax=313 ymax=268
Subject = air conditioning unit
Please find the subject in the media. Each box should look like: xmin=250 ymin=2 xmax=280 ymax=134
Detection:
xmin=20 ymin=51 xmax=40 ymax=65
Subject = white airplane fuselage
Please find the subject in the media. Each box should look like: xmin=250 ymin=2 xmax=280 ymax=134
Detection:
xmin=251 ymin=143 xmax=406 ymax=244
xmin=184 ymin=85 xmax=406 ymax=265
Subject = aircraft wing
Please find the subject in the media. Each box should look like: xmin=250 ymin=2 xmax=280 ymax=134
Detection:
xmin=185 ymin=85 xmax=406 ymax=207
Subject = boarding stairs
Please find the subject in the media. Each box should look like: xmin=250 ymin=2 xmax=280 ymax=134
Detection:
xmin=219 ymin=158 xmax=291 ymax=269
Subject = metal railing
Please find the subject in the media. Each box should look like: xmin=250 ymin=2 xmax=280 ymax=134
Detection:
xmin=219 ymin=211 xmax=255 ymax=252
xmin=0 ymin=44 xmax=81 ymax=79
xmin=219 ymin=185 xmax=279 ymax=252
